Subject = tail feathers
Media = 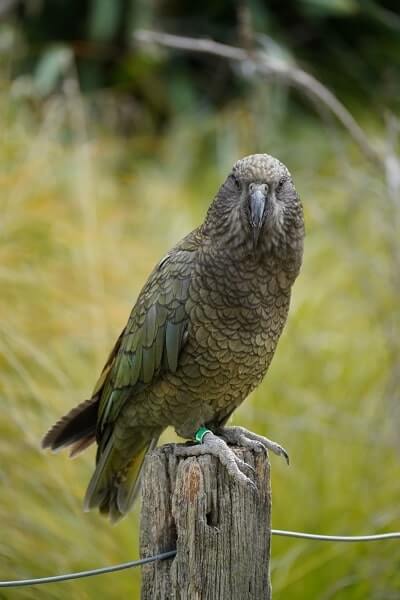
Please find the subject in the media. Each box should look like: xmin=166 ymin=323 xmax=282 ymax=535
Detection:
xmin=42 ymin=397 xmax=99 ymax=452
xmin=116 ymin=437 xmax=158 ymax=515
xmin=83 ymin=435 xmax=115 ymax=512
xmin=69 ymin=434 xmax=96 ymax=458
xmin=84 ymin=434 xmax=159 ymax=523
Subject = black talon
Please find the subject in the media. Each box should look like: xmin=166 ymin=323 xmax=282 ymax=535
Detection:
xmin=237 ymin=460 xmax=255 ymax=477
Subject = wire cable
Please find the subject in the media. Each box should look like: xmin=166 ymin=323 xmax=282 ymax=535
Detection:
xmin=1 ymin=529 xmax=399 ymax=588
xmin=0 ymin=550 xmax=177 ymax=588
xmin=272 ymin=529 xmax=400 ymax=543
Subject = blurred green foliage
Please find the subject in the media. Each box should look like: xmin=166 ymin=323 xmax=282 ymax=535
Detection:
xmin=2 ymin=0 xmax=399 ymax=125
xmin=0 ymin=1 xmax=399 ymax=599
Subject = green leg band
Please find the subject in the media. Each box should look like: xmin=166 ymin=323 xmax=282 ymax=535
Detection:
xmin=195 ymin=427 xmax=212 ymax=444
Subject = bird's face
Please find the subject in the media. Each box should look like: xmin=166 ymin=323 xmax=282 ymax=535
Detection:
xmin=204 ymin=154 xmax=304 ymax=261
xmin=231 ymin=154 xmax=302 ymax=252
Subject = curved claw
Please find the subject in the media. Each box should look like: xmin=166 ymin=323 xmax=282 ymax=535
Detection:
xmin=277 ymin=445 xmax=290 ymax=465
xmin=173 ymin=431 xmax=257 ymax=490
xmin=217 ymin=426 xmax=290 ymax=466
xmin=234 ymin=456 xmax=256 ymax=477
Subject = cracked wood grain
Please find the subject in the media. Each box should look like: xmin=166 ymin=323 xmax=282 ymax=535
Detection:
xmin=140 ymin=445 xmax=272 ymax=599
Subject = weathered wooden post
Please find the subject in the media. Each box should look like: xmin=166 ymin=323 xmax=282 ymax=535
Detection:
xmin=140 ymin=445 xmax=272 ymax=599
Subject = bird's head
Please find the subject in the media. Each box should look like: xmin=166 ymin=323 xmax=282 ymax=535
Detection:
xmin=204 ymin=153 xmax=304 ymax=262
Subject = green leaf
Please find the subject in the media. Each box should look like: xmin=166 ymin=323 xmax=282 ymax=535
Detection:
xmin=88 ymin=0 xmax=121 ymax=42
xmin=34 ymin=45 xmax=72 ymax=96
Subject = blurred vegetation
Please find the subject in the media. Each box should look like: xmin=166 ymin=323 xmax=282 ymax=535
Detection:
xmin=1 ymin=0 xmax=400 ymax=127
xmin=0 ymin=1 xmax=399 ymax=599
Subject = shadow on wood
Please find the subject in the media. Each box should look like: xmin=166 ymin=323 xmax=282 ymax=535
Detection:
xmin=140 ymin=445 xmax=272 ymax=599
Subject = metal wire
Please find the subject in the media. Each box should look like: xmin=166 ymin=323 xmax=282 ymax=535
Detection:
xmin=0 ymin=550 xmax=177 ymax=588
xmin=272 ymin=529 xmax=400 ymax=543
xmin=0 ymin=529 xmax=399 ymax=588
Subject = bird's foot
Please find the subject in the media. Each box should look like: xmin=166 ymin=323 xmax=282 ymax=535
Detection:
xmin=217 ymin=425 xmax=289 ymax=465
xmin=173 ymin=430 xmax=256 ymax=490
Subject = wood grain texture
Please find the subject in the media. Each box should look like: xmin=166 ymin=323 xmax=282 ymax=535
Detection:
xmin=140 ymin=445 xmax=272 ymax=599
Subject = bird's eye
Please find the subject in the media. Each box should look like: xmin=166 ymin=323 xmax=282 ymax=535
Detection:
xmin=276 ymin=178 xmax=285 ymax=192
xmin=232 ymin=175 xmax=241 ymax=190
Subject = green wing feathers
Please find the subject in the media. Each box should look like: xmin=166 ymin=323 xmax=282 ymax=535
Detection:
xmin=42 ymin=241 xmax=197 ymax=520
xmin=97 ymin=251 xmax=192 ymax=433
xmin=84 ymin=432 xmax=159 ymax=522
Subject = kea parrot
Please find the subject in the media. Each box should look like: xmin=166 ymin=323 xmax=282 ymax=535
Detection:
xmin=42 ymin=153 xmax=304 ymax=522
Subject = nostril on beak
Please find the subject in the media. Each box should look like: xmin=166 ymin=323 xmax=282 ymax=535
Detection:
xmin=249 ymin=183 xmax=269 ymax=196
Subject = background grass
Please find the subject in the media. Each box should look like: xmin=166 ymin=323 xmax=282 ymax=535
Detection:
xmin=0 ymin=75 xmax=399 ymax=599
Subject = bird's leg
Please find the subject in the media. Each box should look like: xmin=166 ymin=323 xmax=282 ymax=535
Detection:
xmin=216 ymin=425 xmax=290 ymax=465
xmin=173 ymin=429 xmax=256 ymax=489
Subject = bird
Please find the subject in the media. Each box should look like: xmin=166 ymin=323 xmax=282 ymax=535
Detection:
xmin=42 ymin=153 xmax=304 ymax=522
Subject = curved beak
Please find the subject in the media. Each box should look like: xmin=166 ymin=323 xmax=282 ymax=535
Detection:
xmin=249 ymin=186 xmax=268 ymax=247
